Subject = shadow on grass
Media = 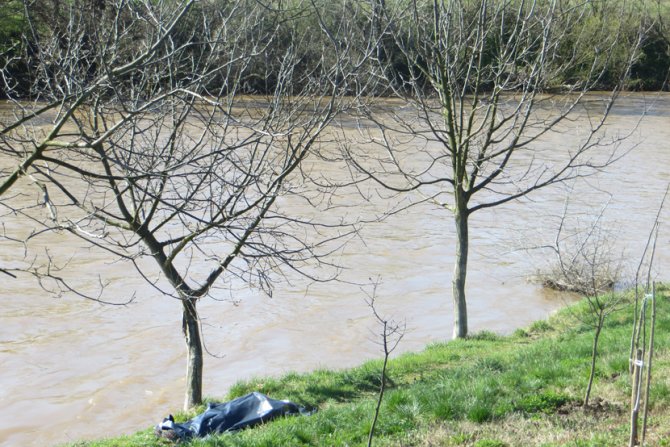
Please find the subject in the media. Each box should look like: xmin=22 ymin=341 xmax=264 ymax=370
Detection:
xmin=228 ymin=365 xmax=395 ymax=409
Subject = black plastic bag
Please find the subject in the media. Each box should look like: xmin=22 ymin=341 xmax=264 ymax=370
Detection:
xmin=155 ymin=392 xmax=308 ymax=441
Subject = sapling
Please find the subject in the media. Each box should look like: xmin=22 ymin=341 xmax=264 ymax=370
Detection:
xmin=364 ymin=279 xmax=405 ymax=447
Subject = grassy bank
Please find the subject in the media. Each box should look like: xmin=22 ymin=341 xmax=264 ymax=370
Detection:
xmin=68 ymin=285 xmax=670 ymax=447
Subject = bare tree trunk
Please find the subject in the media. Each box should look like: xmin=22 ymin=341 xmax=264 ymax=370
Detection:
xmin=584 ymin=312 xmax=605 ymax=407
xmin=182 ymin=297 xmax=203 ymax=410
xmin=368 ymin=320 xmax=388 ymax=447
xmin=453 ymin=205 xmax=469 ymax=339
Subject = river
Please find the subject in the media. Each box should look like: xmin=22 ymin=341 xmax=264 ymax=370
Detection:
xmin=0 ymin=94 xmax=668 ymax=446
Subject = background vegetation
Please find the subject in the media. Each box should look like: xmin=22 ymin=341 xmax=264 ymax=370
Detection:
xmin=1 ymin=0 xmax=669 ymax=100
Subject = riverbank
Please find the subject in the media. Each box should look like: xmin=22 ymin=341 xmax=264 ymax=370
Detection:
xmin=64 ymin=285 xmax=669 ymax=447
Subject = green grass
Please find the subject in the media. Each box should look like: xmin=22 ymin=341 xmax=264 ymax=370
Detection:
xmin=64 ymin=285 xmax=670 ymax=446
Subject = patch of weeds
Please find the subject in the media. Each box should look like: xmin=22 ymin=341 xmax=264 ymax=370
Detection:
xmin=467 ymin=403 xmax=493 ymax=422
xmin=570 ymin=437 xmax=621 ymax=447
xmin=423 ymin=342 xmax=462 ymax=362
xmin=515 ymin=391 xmax=570 ymax=414
xmin=473 ymin=440 xmax=508 ymax=447
xmin=469 ymin=330 xmax=501 ymax=341
xmin=432 ymin=398 xmax=456 ymax=420
xmin=387 ymin=391 xmax=422 ymax=422
xmin=386 ymin=389 xmax=411 ymax=409
xmin=492 ymin=401 xmax=514 ymax=418
xmin=529 ymin=320 xmax=553 ymax=333
xmin=558 ymin=356 xmax=583 ymax=371
xmin=513 ymin=328 xmax=529 ymax=338
xmin=462 ymin=379 xmax=504 ymax=423
xmin=650 ymin=381 xmax=670 ymax=402
xmin=376 ymin=406 xmax=417 ymax=436
xmin=474 ymin=357 xmax=507 ymax=373
xmin=450 ymin=432 xmax=473 ymax=445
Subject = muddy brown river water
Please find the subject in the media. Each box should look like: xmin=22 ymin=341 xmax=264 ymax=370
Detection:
xmin=1 ymin=94 xmax=669 ymax=446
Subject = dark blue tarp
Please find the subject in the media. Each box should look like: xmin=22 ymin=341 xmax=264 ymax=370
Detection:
xmin=155 ymin=392 xmax=307 ymax=440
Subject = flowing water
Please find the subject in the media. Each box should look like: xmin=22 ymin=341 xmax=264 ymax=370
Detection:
xmin=1 ymin=94 xmax=669 ymax=446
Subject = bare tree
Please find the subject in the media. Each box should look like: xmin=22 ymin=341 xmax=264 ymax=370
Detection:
xmin=535 ymin=196 xmax=626 ymax=406
xmin=345 ymin=0 xmax=642 ymax=338
xmin=364 ymin=278 xmax=405 ymax=447
xmin=0 ymin=0 xmax=368 ymax=409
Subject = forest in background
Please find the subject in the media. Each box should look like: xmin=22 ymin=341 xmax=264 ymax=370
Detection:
xmin=1 ymin=0 xmax=669 ymax=100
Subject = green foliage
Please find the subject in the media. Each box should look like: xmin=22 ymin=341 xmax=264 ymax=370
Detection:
xmin=529 ymin=319 xmax=553 ymax=333
xmin=4 ymin=0 xmax=669 ymax=100
xmin=0 ymin=0 xmax=27 ymax=98
xmin=515 ymin=391 xmax=571 ymax=414
xmin=450 ymin=432 xmax=473 ymax=444
xmin=469 ymin=330 xmax=502 ymax=341
xmin=630 ymin=21 xmax=670 ymax=90
xmin=474 ymin=440 xmax=508 ymax=447
xmin=0 ymin=1 xmax=24 ymax=44
xmin=513 ymin=328 xmax=529 ymax=338
xmin=474 ymin=357 xmax=507 ymax=373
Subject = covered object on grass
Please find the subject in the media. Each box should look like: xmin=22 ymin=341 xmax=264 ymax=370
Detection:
xmin=155 ymin=392 xmax=309 ymax=441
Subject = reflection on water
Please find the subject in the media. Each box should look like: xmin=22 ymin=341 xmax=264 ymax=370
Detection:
xmin=1 ymin=94 xmax=669 ymax=446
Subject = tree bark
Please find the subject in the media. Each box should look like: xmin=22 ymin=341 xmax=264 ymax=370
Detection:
xmin=182 ymin=297 xmax=203 ymax=410
xmin=452 ymin=206 xmax=469 ymax=339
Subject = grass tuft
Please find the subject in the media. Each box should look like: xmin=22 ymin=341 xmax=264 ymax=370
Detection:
xmin=473 ymin=440 xmax=508 ymax=447
xmin=515 ymin=391 xmax=571 ymax=414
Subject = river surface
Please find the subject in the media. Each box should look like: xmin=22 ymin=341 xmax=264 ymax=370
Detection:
xmin=1 ymin=94 xmax=669 ymax=447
